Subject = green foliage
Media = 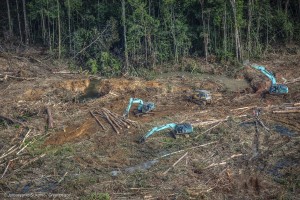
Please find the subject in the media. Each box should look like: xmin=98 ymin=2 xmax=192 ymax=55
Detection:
xmin=99 ymin=52 xmax=121 ymax=77
xmin=4 ymin=0 xmax=300 ymax=70
xmin=87 ymin=59 xmax=98 ymax=74
xmin=273 ymin=10 xmax=294 ymax=42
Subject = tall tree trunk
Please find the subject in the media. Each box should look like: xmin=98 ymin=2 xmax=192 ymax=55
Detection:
xmin=255 ymin=1 xmax=261 ymax=54
xmin=299 ymin=0 xmax=300 ymax=21
xmin=16 ymin=0 xmax=22 ymax=43
xmin=200 ymin=0 xmax=208 ymax=62
xmin=22 ymin=0 xmax=29 ymax=45
xmin=41 ymin=11 xmax=46 ymax=45
xmin=223 ymin=3 xmax=227 ymax=57
xmin=46 ymin=0 xmax=52 ymax=51
xmin=68 ymin=0 xmax=71 ymax=53
xmin=122 ymin=0 xmax=129 ymax=72
xmin=285 ymin=0 xmax=289 ymax=15
xmin=6 ymin=0 xmax=13 ymax=36
xmin=57 ymin=0 xmax=61 ymax=59
xmin=230 ymin=0 xmax=242 ymax=61
xmin=247 ymin=0 xmax=253 ymax=57
xmin=171 ymin=6 xmax=178 ymax=63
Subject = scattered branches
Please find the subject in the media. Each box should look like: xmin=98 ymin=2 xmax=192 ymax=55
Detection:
xmin=0 ymin=114 xmax=25 ymax=126
xmin=163 ymin=152 xmax=188 ymax=174
xmin=0 ymin=74 xmax=35 ymax=81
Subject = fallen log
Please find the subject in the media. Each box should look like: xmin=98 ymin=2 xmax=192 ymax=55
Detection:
xmin=0 ymin=75 xmax=35 ymax=81
xmin=285 ymin=77 xmax=300 ymax=84
xmin=103 ymin=110 xmax=122 ymax=130
xmin=102 ymin=111 xmax=120 ymax=134
xmin=46 ymin=106 xmax=54 ymax=129
xmin=103 ymin=108 xmax=131 ymax=128
xmin=273 ymin=110 xmax=300 ymax=114
xmin=230 ymin=106 xmax=256 ymax=112
xmin=163 ymin=152 xmax=188 ymax=175
xmin=294 ymin=103 xmax=300 ymax=107
xmin=90 ymin=111 xmax=106 ymax=130
xmin=0 ymin=115 xmax=24 ymax=125
xmin=102 ymin=109 xmax=123 ymax=129
xmin=52 ymin=70 xmax=80 ymax=74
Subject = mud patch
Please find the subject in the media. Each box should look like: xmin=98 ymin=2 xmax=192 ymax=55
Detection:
xmin=54 ymin=79 xmax=90 ymax=93
xmin=99 ymin=78 xmax=166 ymax=95
xmin=22 ymin=88 xmax=46 ymax=101
xmin=78 ymin=79 xmax=106 ymax=102
xmin=44 ymin=119 xmax=96 ymax=145
xmin=273 ymin=125 xmax=296 ymax=137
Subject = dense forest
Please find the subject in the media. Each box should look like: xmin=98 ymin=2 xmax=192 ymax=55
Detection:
xmin=1 ymin=0 xmax=300 ymax=75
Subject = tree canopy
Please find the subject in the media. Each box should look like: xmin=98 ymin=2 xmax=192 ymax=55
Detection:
xmin=1 ymin=0 xmax=300 ymax=75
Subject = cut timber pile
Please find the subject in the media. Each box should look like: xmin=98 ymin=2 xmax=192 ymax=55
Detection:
xmin=90 ymin=108 xmax=138 ymax=134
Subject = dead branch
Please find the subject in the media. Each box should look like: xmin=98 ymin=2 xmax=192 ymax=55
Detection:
xmin=90 ymin=111 xmax=106 ymax=130
xmin=204 ymin=154 xmax=243 ymax=169
xmin=57 ymin=172 xmax=68 ymax=184
xmin=1 ymin=158 xmax=19 ymax=179
xmin=20 ymin=129 xmax=31 ymax=146
xmin=46 ymin=106 xmax=54 ymax=129
xmin=256 ymin=118 xmax=270 ymax=131
xmin=273 ymin=110 xmax=300 ymax=113
xmin=157 ymin=141 xmax=217 ymax=160
xmin=0 ymin=146 xmax=18 ymax=160
xmin=285 ymin=77 xmax=300 ymax=84
xmin=205 ymin=162 xmax=227 ymax=169
xmin=14 ymin=153 xmax=46 ymax=173
xmin=252 ymin=120 xmax=260 ymax=158
xmin=195 ymin=121 xmax=224 ymax=138
xmin=16 ymin=141 xmax=33 ymax=155
xmin=163 ymin=152 xmax=188 ymax=174
xmin=1 ymin=75 xmax=35 ymax=81
xmin=230 ymin=106 xmax=256 ymax=112
xmin=52 ymin=70 xmax=80 ymax=74
xmin=0 ymin=115 xmax=24 ymax=125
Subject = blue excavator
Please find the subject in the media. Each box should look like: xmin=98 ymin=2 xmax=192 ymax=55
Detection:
xmin=139 ymin=123 xmax=193 ymax=143
xmin=123 ymin=98 xmax=155 ymax=118
xmin=248 ymin=63 xmax=288 ymax=94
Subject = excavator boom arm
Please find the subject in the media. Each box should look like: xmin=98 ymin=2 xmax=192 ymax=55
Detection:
xmin=144 ymin=123 xmax=177 ymax=139
xmin=250 ymin=64 xmax=277 ymax=85
xmin=123 ymin=98 xmax=144 ymax=117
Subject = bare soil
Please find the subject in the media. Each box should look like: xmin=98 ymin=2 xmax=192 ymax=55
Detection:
xmin=0 ymin=50 xmax=299 ymax=200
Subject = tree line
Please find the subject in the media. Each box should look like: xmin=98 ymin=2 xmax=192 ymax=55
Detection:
xmin=1 ymin=0 xmax=300 ymax=75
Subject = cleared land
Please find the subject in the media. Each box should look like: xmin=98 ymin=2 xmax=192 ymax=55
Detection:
xmin=0 ymin=50 xmax=299 ymax=199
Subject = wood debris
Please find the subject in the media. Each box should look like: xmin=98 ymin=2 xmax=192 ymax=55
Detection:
xmin=46 ymin=106 xmax=54 ymax=129
xmin=272 ymin=102 xmax=300 ymax=114
xmin=0 ymin=114 xmax=25 ymax=126
xmin=90 ymin=108 xmax=138 ymax=134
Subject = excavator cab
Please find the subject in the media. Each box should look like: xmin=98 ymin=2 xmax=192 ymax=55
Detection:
xmin=140 ymin=102 xmax=155 ymax=113
xmin=270 ymin=84 xmax=288 ymax=94
xmin=245 ymin=61 xmax=289 ymax=95
xmin=190 ymin=90 xmax=212 ymax=105
xmin=139 ymin=123 xmax=193 ymax=143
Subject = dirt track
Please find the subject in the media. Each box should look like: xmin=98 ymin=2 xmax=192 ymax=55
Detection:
xmin=0 ymin=52 xmax=299 ymax=199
